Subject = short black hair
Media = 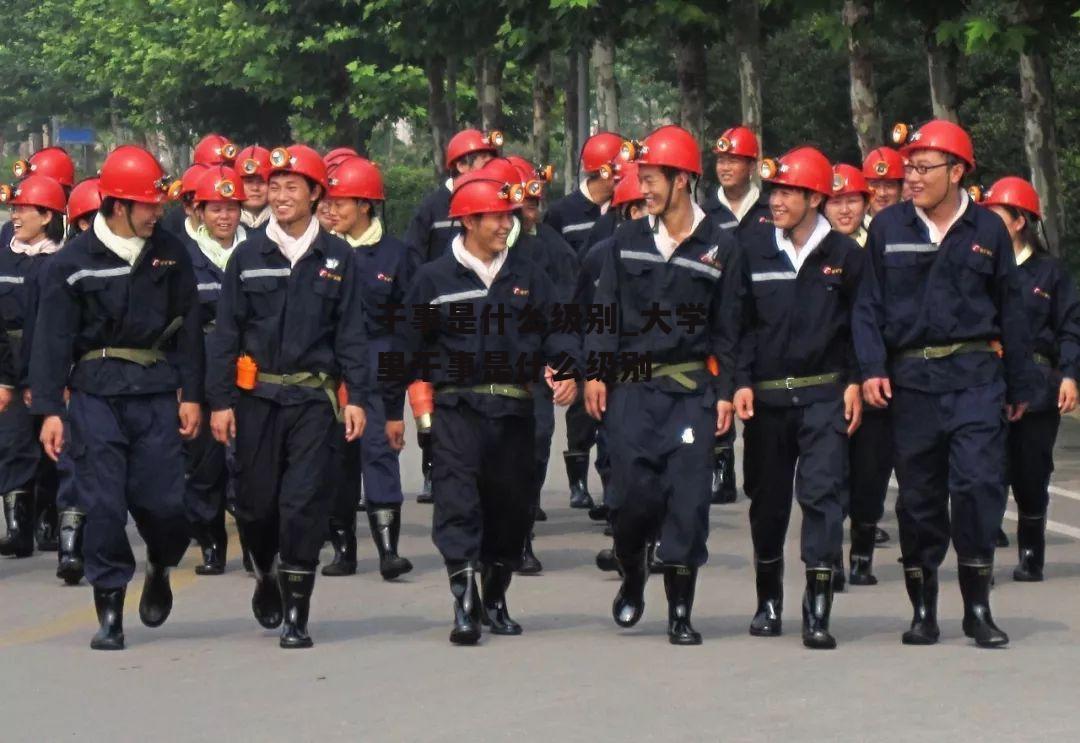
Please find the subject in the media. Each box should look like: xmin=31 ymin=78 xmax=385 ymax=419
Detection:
xmin=99 ymin=196 xmax=126 ymax=218
xmin=268 ymin=171 xmax=323 ymax=210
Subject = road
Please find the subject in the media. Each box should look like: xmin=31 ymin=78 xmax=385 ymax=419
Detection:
xmin=3 ymin=413 xmax=1080 ymax=742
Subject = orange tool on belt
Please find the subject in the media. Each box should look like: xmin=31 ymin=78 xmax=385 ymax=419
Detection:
xmin=337 ymin=382 xmax=349 ymax=409
xmin=408 ymin=381 xmax=434 ymax=432
xmin=236 ymin=355 xmax=258 ymax=390
xmin=706 ymin=355 xmax=720 ymax=376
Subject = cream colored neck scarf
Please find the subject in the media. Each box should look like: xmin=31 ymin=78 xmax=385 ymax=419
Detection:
xmin=93 ymin=212 xmax=145 ymax=266
xmin=265 ymin=214 xmax=320 ymax=267
xmin=196 ymin=225 xmax=246 ymax=272
xmin=340 ymin=217 xmax=384 ymax=248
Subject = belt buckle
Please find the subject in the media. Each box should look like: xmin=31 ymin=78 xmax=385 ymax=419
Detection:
xmin=100 ymin=349 xmax=108 ymax=359
xmin=488 ymin=384 xmax=497 ymax=395
xmin=922 ymin=347 xmax=932 ymax=360
xmin=784 ymin=377 xmax=795 ymax=390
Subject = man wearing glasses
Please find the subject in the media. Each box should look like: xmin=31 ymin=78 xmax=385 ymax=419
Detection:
xmin=854 ymin=119 xmax=1035 ymax=649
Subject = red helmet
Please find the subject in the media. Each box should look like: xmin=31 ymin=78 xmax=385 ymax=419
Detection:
xmin=506 ymin=155 xmax=553 ymax=199
xmin=327 ymin=156 xmax=385 ymax=201
xmin=622 ymin=125 xmax=702 ymax=176
xmin=475 ymin=157 xmax=525 ymax=188
xmin=67 ymin=178 xmax=102 ymax=223
xmin=712 ymin=126 xmax=759 ymax=159
xmin=445 ymin=129 xmax=503 ymax=169
xmin=449 ymin=175 xmax=523 ymax=219
xmin=580 ymin=132 xmax=625 ymax=174
xmin=193 ymin=165 xmax=247 ymax=203
xmin=235 ymin=145 xmax=272 ymax=181
xmin=268 ymin=144 xmax=328 ymax=189
xmin=193 ymin=134 xmax=238 ymax=165
xmin=980 ymin=176 xmax=1042 ymax=221
xmin=611 ymin=162 xmax=644 ymax=208
xmin=831 ymin=163 xmax=871 ymax=199
xmin=324 ymin=147 xmax=359 ymax=166
xmin=895 ymin=119 xmax=975 ymax=170
xmin=0 ymin=174 xmax=67 ymax=214
xmin=862 ymin=146 xmax=904 ymax=181
xmin=13 ymin=147 xmax=76 ymax=188
xmin=760 ymin=146 xmax=834 ymax=196
xmin=98 ymin=145 xmax=178 ymax=204
xmin=180 ymin=163 xmax=210 ymax=196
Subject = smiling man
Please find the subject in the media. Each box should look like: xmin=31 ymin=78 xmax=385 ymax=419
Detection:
xmin=585 ymin=125 xmax=741 ymax=645
xmin=31 ymin=145 xmax=205 ymax=651
xmin=206 ymin=144 xmax=368 ymax=650
xmin=854 ymin=120 xmax=1036 ymax=649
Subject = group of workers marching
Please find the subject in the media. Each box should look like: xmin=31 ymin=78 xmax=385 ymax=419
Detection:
xmin=0 ymin=113 xmax=1076 ymax=654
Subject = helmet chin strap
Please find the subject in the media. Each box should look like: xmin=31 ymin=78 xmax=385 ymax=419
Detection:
xmin=125 ymin=203 xmax=139 ymax=238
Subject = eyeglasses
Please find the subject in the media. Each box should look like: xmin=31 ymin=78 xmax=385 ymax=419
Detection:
xmin=903 ymin=162 xmax=950 ymax=176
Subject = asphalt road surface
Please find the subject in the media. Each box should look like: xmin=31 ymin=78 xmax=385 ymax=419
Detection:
xmin=4 ymin=413 xmax=1080 ymax=742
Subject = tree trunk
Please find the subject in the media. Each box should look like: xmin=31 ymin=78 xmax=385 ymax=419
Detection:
xmin=731 ymin=0 xmax=763 ymax=150
xmin=477 ymin=51 xmax=504 ymax=131
xmin=577 ymin=47 xmax=589 ymax=146
xmin=926 ymin=33 xmax=960 ymax=123
xmin=676 ymin=34 xmax=708 ymax=146
xmin=564 ymin=51 xmax=579 ymax=195
xmin=1020 ymin=47 xmax=1064 ymax=254
xmin=531 ymin=50 xmax=554 ymax=166
xmin=592 ymin=34 xmax=618 ymax=132
xmin=843 ymin=0 xmax=882 ymax=158
xmin=425 ymin=55 xmax=452 ymax=177
xmin=445 ymin=55 xmax=458 ymax=129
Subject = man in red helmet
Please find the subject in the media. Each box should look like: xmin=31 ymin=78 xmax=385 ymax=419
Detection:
xmin=236 ymin=145 xmax=273 ymax=233
xmin=205 ymin=144 xmax=369 ymax=650
xmin=403 ymin=128 xmax=501 ymax=504
xmin=30 ymin=144 xmax=204 ymax=650
xmin=732 ymin=146 xmax=866 ymax=649
xmin=855 ymin=119 xmax=1036 ymax=648
xmin=160 ymin=163 xmax=210 ymax=241
xmin=544 ymin=131 xmax=623 ymax=514
xmin=703 ymin=126 xmax=771 ymax=236
xmin=383 ymin=173 xmax=579 ymax=644
xmin=862 ymin=146 xmax=906 ymax=219
xmin=584 ymin=125 xmax=741 ymax=645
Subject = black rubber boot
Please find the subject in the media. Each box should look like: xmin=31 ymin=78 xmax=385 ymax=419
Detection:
xmin=995 ymin=528 xmax=1009 ymax=548
xmin=612 ymin=550 xmax=648 ymax=628
xmin=664 ymin=565 xmax=702 ymax=645
xmin=194 ymin=521 xmax=227 ymax=576
xmin=801 ymin=566 xmax=837 ymax=649
xmin=647 ymin=540 xmax=664 ymax=574
xmin=447 ymin=562 xmax=481 ymax=645
xmin=832 ymin=557 xmax=846 ymax=592
xmin=848 ymin=522 xmax=878 ymax=586
xmin=959 ymin=560 xmax=1009 ymax=648
xmin=0 ymin=490 xmax=34 ymax=557
xmin=518 ymin=535 xmax=542 ymax=575
xmin=278 ymin=566 xmax=316 ymax=649
xmin=367 ymin=506 xmax=414 ymax=580
xmin=236 ymin=524 xmax=254 ymax=574
xmin=565 ymin=451 xmax=595 ymax=509
xmin=417 ymin=431 xmax=434 ymax=504
xmin=1013 ymin=513 xmax=1046 ymax=582
xmin=34 ymin=495 xmax=58 ymax=552
xmin=749 ymin=557 xmax=783 ymax=637
xmin=874 ymin=526 xmax=890 ymax=546
xmin=588 ymin=504 xmax=609 ymax=522
xmin=481 ymin=561 xmax=522 ymax=635
xmin=242 ymin=524 xmax=283 ymax=629
xmin=138 ymin=562 xmax=173 ymax=628
xmin=534 ymin=504 xmax=548 ymax=522
xmin=901 ymin=566 xmax=940 ymax=645
xmin=595 ymin=547 xmax=618 ymax=572
xmin=55 ymin=510 xmax=85 ymax=585
xmin=321 ymin=517 xmax=357 ymax=577
xmin=90 ymin=587 xmax=126 ymax=651
xmin=710 ymin=446 xmax=738 ymax=504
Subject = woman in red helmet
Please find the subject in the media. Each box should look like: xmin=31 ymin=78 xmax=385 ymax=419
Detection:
xmin=981 ymin=177 xmax=1080 ymax=582
xmin=320 ymin=155 xmax=414 ymax=581
xmin=0 ymin=175 xmax=68 ymax=559
xmin=30 ymin=145 xmax=204 ymax=650
xmin=180 ymin=165 xmax=249 ymax=576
